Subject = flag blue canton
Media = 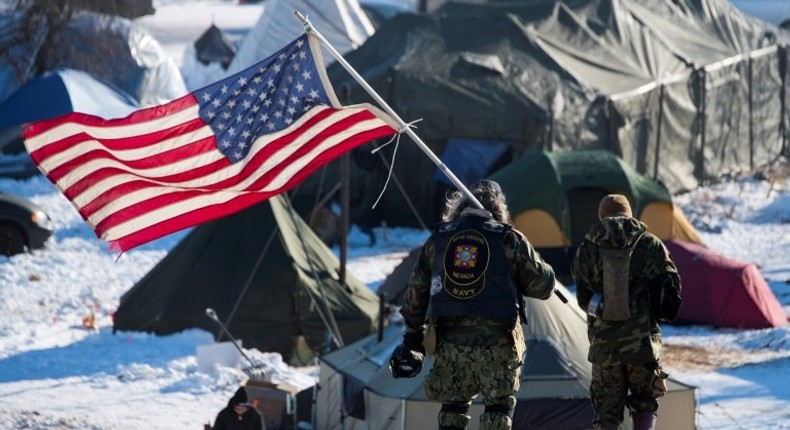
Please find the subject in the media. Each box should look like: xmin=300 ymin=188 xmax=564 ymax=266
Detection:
xmin=196 ymin=34 xmax=332 ymax=162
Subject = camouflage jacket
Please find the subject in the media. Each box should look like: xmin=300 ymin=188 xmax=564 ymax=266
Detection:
xmin=572 ymin=216 xmax=681 ymax=365
xmin=400 ymin=211 xmax=555 ymax=346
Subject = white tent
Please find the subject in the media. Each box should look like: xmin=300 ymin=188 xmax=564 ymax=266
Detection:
xmin=226 ymin=0 xmax=375 ymax=76
xmin=316 ymin=283 xmax=697 ymax=430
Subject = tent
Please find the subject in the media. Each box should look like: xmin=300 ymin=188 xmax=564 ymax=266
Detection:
xmin=193 ymin=24 xmax=237 ymax=69
xmin=304 ymin=0 xmax=788 ymax=230
xmin=666 ymin=239 xmax=788 ymax=329
xmin=0 ymin=68 xmax=140 ymax=177
xmin=225 ymin=0 xmax=375 ymax=76
xmin=112 ymin=195 xmax=380 ymax=364
xmin=317 ymin=283 xmax=697 ymax=430
xmin=488 ymin=149 xmax=702 ymax=277
xmin=0 ymin=68 xmax=139 ymax=134
xmin=0 ymin=8 xmax=186 ymax=107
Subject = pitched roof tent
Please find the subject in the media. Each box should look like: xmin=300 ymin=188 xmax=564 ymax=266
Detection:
xmin=112 ymin=195 xmax=380 ymax=364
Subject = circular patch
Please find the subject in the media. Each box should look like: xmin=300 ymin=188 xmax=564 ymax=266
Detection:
xmin=442 ymin=229 xmax=490 ymax=299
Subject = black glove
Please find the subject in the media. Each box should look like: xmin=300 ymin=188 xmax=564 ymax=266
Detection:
xmin=389 ymin=331 xmax=425 ymax=378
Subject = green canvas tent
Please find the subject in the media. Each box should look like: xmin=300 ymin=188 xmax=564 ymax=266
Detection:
xmin=317 ymin=283 xmax=697 ymax=430
xmin=297 ymin=0 xmax=787 ymax=230
xmin=112 ymin=195 xmax=379 ymax=364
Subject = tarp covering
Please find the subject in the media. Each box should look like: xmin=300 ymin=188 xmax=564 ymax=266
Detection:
xmin=666 ymin=239 xmax=787 ymax=329
xmin=318 ymin=282 xmax=697 ymax=429
xmin=304 ymin=0 xmax=788 ymax=229
xmin=112 ymin=195 xmax=380 ymax=363
xmin=0 ymin=8 xmax=186 ymax=107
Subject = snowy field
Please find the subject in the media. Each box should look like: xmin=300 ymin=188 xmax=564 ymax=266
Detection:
xmin=0 ymin=1 xmax=788 ymax=429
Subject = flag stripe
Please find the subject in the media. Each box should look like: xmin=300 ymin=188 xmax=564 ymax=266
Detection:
xmin=98 ymin=120 xmax=394 ymax=245
xmin=63 ymin=106 xmax=357 ymax=217
xmin=92 ymin=112 xmax=389 ymax=236
xmin=22 ymin=33 xmax=399 ymax=252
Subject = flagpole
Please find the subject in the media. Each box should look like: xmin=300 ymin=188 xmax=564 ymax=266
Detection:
xmin=294 ymin=11 xmax=484 ymax=211
xmin=295 ymin=12 xmax=568 ymax=304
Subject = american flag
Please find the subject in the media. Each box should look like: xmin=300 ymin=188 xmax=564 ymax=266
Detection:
xmin=23 ymin=33 xmax=398 ymax=252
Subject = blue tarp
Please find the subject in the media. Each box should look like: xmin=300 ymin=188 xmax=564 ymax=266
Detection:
xmin=0 ymin=68 xmax=140 ymax=133
xmin=433 ymin=138 xmax=509 ymax=187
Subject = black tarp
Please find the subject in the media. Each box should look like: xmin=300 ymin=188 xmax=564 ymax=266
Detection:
xmin=298 ymin=0 xmax=789 ymax=228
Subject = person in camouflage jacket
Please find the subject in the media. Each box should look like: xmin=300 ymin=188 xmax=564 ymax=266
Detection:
xmin=390 ymin=180 xmax=556 ymax=430
xmin=572 ymin=194 xmax=682 ymax=430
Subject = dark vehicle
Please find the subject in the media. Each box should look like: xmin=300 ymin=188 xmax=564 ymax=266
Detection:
xmin=0 ymin=192 xmax=53 ymax=256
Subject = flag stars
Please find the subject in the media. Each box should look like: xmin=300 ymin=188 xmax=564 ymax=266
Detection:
xmin=221 ymin=139 xmax=231 ymax=148
xmin=220 ymin=84 xmax=229 ymax=94
xmin=273 ymin=63 xmax=282 ymax=73
xmin=308 ymin=89 xmax=319 ymax=99
xmin=247 ymin=88 xmax=257 ymax=97
xmin=287 ymin=106 xmax=296 ymax=116
xmin=237 ymin=76 xmax=248 ymax=86
xmin=222 ymin=111 xmax=231 ymax=120
xmin=242 ymin=100 xmax=251 ymax=109
xmin=212 ymin=99 xmax=222 ymax=108
xmin=201 ymin=92 xmax=212 ymax=102
xmin=295 ymin=83 xmax=304 ymax=92
xmin=241 ymin=130 xmax=251 ymax=139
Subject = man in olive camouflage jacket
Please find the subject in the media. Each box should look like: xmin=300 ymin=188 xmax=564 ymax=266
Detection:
xmin=572 ymin=194 xmax=682 ymax=430
xmin=389 ymin=180 xmax=556 ymax=430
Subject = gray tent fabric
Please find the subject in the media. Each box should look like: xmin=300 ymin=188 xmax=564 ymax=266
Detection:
xmin=112 ymin=195 xmax=380 ymax=364
xmin=305 ymin=0 xmax=788 ymax=229
xmin=317 ymin=282 xmax=697 ymax=429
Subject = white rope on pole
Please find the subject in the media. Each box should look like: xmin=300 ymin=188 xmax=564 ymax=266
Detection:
xmin=293 ymin=10 xmax=485 ymax=210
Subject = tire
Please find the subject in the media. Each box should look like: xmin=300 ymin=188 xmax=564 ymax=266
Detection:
xmin=0 ymin=224 xmax=26 ymax=256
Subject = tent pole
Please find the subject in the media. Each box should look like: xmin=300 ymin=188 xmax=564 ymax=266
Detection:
xmin=295 ymin=11 xmax=484 ymax=211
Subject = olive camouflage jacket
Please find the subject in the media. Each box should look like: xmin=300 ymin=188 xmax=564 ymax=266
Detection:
xmin=572 ymin=216 xmax=681 ymax=365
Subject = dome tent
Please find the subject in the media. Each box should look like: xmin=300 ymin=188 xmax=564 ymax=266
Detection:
xmin=488 ymin=149 xmax=702 ymax=278
xmin=666 ymin=239 xmax=787 ymax=329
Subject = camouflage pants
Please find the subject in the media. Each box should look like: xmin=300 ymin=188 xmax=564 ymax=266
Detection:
xmin=590 ymin=361 xmax=668 ymax=429
xmin=424 ymin=340 xmax=521 ymax=430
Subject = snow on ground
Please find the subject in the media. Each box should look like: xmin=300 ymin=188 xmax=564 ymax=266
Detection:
xmin=0 ymin=1 xmax=788 ymax=429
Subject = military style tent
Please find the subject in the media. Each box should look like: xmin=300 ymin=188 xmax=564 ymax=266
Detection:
xmin=317 ymin=283 xmax=697 ymax=430
xmin=488 ymin=149 xmax=701 ymax=277
xmin=304 ymin=0 xmax=788 ymax=229
xmin=112 ymin=195 xmax=380 ymax=364
xmin=225 ymin=0 xmax=375 ymax=76
xmin=666 ymin=239 xmax=788 ymax=329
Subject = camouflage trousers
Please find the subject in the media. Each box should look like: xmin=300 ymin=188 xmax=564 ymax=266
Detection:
xmin=590 ymin=361 xmax=668 ymax=429
xmin=424 ymin=340 xmax=521 ymax=430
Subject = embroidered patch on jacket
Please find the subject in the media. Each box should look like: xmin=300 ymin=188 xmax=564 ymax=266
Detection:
xmin=442 ymin=229 xmax=490 ymax=299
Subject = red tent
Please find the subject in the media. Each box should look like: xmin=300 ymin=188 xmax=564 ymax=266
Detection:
xmin=665 ymin=239 xmax=787 ymax=329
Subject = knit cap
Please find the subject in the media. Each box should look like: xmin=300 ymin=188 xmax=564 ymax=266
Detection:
xmin=598 ymin=194 xmax=632 ymax=219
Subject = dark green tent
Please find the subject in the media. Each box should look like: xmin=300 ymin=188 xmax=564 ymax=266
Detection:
xmin=112 ymin=195 xmax=379 ymax=364
xmin=301 ymin=0 xmax=787 ymax=229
